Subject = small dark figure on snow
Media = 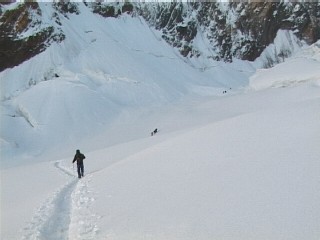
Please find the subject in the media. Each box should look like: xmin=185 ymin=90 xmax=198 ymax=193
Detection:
xmin=151 ymin=128 xmax=158 ymax=136
xmin=73 ymin=149 xmax=86 ymax=178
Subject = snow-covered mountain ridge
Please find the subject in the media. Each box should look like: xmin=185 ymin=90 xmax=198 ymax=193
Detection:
xmin=1 ymin=1 xmax=319 ymax=71
xmin=0 ymin=2 xmax=249 ymax=166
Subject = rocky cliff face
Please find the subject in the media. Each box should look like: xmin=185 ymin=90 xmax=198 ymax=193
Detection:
xmin=1 ymin=1 xmax=319 ymax=72
xmin=138 ymin=2 xmax=320 ymax=61
xmin=0 ymin=2 xmax=66 ymax=72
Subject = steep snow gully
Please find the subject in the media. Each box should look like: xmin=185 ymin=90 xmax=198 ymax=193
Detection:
xmin=21 ymin=161 xmax=98 ymax=240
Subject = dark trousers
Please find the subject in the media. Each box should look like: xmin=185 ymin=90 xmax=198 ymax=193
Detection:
xmin=77 ymin=163 xmax=84 ymax=178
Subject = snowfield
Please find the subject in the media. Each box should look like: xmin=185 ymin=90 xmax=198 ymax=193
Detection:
xmin=1 ymin=3 xmax=320 ymax=240
xmin=2 ymin=77 xmax=319 ymax=240
xmin=88 ymin=89 xmax=320 ymax=240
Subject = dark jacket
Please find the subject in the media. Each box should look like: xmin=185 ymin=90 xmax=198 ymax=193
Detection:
xmin=73 ymin=152 xmax=85 ymax=165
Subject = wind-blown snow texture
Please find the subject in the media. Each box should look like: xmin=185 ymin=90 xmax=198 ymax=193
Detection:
xmin=1 ymin=2 xmax=320 ymax=240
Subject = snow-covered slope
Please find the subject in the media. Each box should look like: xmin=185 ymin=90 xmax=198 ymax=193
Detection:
xmin=87 ymin=86 xmax=320 ymax=240
xmin=1 ymin=3 xmax=251 ymax=167
xmin=2 ymin=51 xmax=320 ymax=239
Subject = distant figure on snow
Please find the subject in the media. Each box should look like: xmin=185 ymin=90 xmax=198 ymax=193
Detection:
xmin=151 ymin=128 xmax=158 ymax=136
xmin=72 ymin=149 xmax=86 ymax=178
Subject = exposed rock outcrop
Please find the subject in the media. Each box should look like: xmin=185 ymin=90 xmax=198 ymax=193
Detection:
xmin=0 ymin=1 xmax=319 ymax=72
xmin=0 ymin=2 xmax=65 ymax=72
xmin=137 ymin=2 xmax=320 ymax=61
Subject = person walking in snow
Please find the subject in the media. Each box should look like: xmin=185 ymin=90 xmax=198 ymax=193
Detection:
xmin=72 ymin=149 xmax=86 ymax=178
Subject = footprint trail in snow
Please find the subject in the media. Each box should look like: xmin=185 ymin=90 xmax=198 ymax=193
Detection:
xmin=21 ymin=161 xmax=99 ymax=240
xmin=69 ymin=175 xmax=99 ymax=239
xmin=38 ymin=180 xmax=77 ymax=240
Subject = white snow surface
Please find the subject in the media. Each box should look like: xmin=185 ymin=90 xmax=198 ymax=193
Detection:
xmin=1 ymin=3 xmax=320 ymax=240
xmin=250 ymin=40 xmax=320 ymax=90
